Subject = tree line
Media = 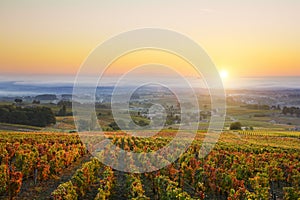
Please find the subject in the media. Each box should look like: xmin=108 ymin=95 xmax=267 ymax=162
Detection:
xmin=0 ymin=105 xmax=56 ymax=127
xmin=282 ymin=106 xmax=300 ymax=117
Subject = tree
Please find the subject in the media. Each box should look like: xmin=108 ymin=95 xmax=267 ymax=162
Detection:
xmin=32 ymin=100 xmax=40 ymax=104
xmin=0 ymin=108 xmax=9 ymax=122
xmin=8 ymin=111 xmax=28 ymax=124
xmin=57 ymin=105 xmax=67 ymax=116
xmin=0 ymin=105 xmax=56 ymax=127
xmin=282 ymin=106 xmax=288 ymax=115
xmin=108 ymin=121 xmax=120 ymax=131
xmin=14 ymin=99 xmax=22 ymax=104
xmin=277 ymin=105 xmax=281 ymax=110
xmin=230 ymin=122 xmax=242 ymax=130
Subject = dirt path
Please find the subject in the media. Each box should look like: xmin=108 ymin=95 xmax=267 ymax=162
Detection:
xmin=16 ymin=154 xmax=92 ymax=200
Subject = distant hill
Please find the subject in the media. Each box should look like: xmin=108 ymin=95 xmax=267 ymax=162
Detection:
xmin=35 ymin=94 xmax=57 ymax=101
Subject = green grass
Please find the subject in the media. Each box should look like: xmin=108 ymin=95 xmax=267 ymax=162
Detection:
xmin=0 ymin=122 xmax=42 ymax=131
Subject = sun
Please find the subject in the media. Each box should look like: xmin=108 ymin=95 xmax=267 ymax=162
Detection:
xmin=219 ymin=70 xmax=229 ymax=80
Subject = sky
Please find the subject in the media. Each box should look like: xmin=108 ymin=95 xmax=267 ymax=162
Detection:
xmin=0 ymin=0 xmax=300 ymax=79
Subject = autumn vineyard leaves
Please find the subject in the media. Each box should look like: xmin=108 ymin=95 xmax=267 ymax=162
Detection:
xmin=0 ymin=131 xmax=299 ymax=199
xmin=0 ymin=132 xmax=86 ymax=199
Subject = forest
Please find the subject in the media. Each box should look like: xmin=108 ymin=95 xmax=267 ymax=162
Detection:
xmin=0 ymin=105 xmax=56 ymax=127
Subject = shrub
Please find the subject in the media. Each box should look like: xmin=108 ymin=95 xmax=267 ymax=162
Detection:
xmin=51 ymin=181 xmax=78 ymax=200
xmin=230 ymin=122 xmax=242 ymax=130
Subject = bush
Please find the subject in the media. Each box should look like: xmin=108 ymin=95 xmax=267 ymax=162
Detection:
xmin=283 ymin=187 xmax=300 ymax=200
xmin=0 ymin=164 xmax=8 ymax=194
xmin=51 ymin=181 xmax=78 ymax=200
xmin=108 ymin=121 xmax=121 ymax=131
xmin=230 ymin=122 xmax=242 ymax=130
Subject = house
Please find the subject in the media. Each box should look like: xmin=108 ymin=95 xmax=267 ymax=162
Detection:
xmin=293 ymin=126 xmax=300 ymax=131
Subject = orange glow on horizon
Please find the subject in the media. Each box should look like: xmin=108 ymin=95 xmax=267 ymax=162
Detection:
xmin=0 ymin=1 xmax=299 ymax=77
xmin=103 ymin=50 xmax=200 ymax=78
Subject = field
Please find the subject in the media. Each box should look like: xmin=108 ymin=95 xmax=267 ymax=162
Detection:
xmin=1 ymin=1 xmax=299 ymax=199
xmin=0 ymin=130 xmax=299 ymax=200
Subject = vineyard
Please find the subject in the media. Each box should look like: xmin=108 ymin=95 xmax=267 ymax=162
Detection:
xmin=0 ymin=130 xmax=299 ymax=199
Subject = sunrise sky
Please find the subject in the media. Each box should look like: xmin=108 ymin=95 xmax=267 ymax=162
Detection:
xmin=0 ymin=0 xmax=300 ymax=79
